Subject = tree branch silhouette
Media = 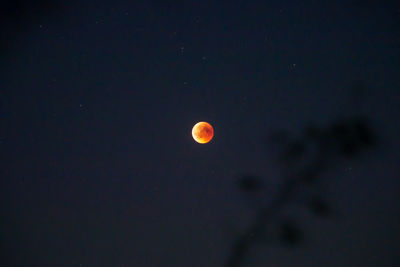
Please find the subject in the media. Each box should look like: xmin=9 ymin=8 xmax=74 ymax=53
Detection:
xmin=226 ymin=116 xmax=375 ymax=267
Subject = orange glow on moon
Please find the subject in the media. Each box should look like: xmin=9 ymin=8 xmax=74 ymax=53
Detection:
xmin=192 ymin=122 xmax=214 ymax=144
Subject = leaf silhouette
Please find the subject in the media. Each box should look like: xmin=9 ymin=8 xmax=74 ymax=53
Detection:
xmin=238 ymin=176 xmax=262 ymax=193
xmin=354 ymin=118 xmax=375 ymax=147
xmin=309 ymin=196 xmax=331 ymax=217
xmin=282 ymin=140 xmax=306 ymax=162
xmin=279 ymin=220 xmax=303 ymax=247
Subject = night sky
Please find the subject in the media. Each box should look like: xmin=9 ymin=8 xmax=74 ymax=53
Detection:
xmin=1 ymin=1 xmax=399 ymax=266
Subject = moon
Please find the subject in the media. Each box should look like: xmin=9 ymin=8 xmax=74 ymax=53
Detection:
xmin=192 ymin=122 xmax=214 ymax=144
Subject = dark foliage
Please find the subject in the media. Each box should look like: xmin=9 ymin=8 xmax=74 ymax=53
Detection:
xmin=279 ymin=220 xmax=303 ymax=247
xmin=308 ymin=196 xmax=332 ymax=218
xmin=238 ymin=176 xmax=263 ymax=193
xmin=227 ymin=113 xmax=377 ymax=266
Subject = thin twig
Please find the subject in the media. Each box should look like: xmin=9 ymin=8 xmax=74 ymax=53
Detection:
xmin=225 ymin=157 xmax=326 ymax=267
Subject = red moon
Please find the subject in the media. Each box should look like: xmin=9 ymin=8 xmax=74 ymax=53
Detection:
xmin=192 ymin=122 xmax=214 ymax=144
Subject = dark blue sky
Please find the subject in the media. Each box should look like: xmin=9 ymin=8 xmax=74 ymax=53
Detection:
xmin=1 ymin=0 xmax=399 ymax=266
